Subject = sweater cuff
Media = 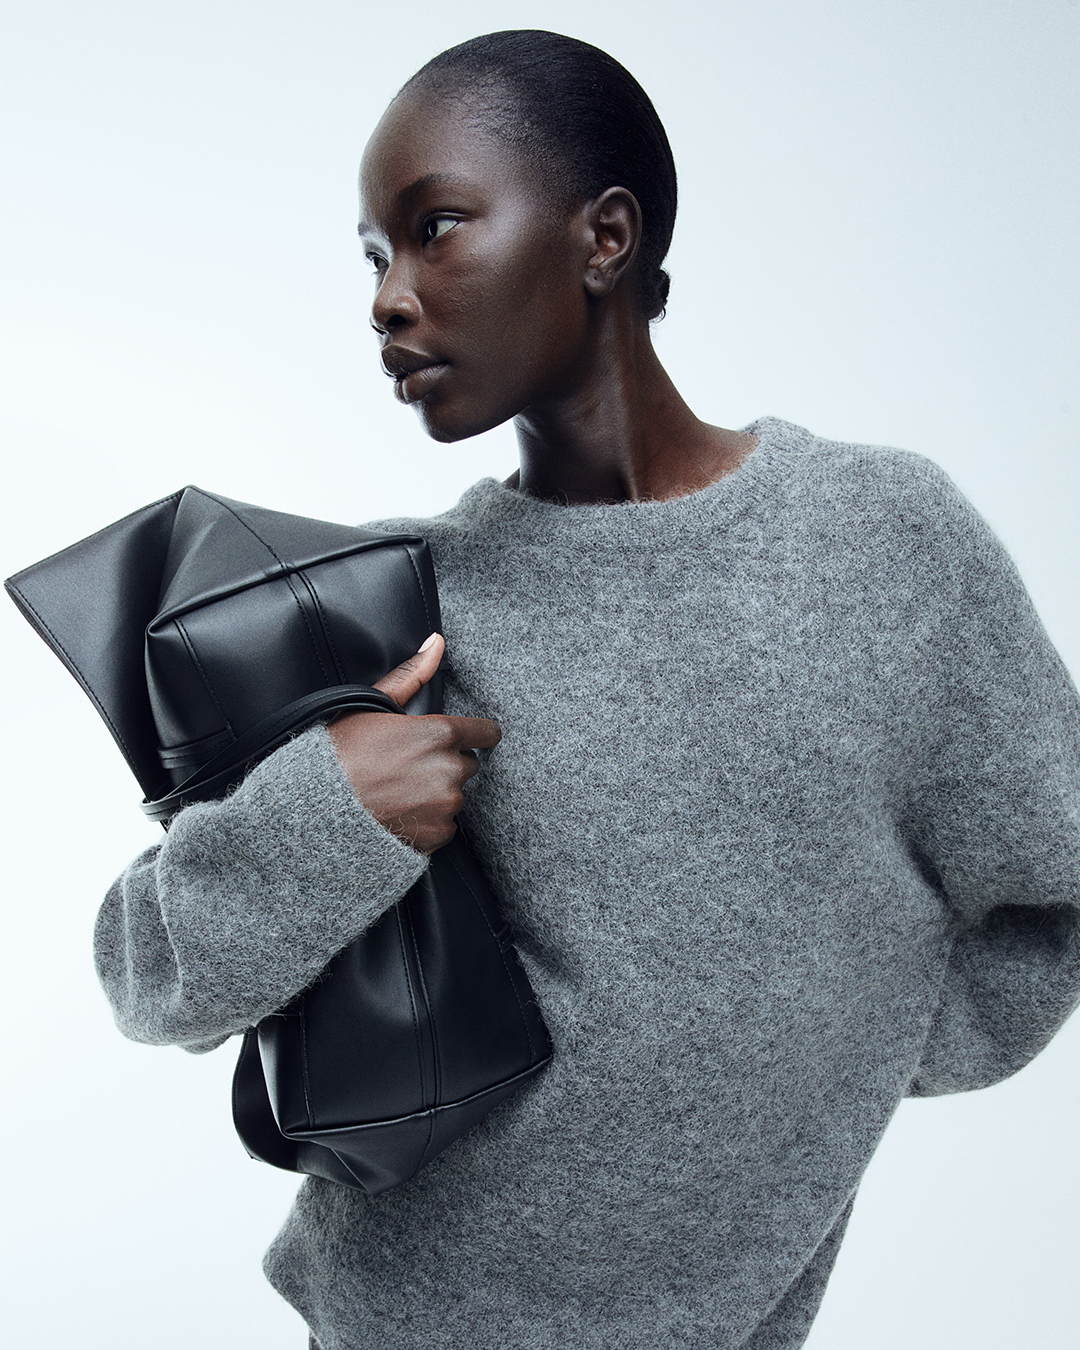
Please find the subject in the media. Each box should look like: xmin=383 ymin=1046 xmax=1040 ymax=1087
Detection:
xmin=229 ymin=720 xmax=432 ymax=901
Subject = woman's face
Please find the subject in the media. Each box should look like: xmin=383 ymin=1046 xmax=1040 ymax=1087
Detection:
xmin=358 ymin=86 xmax=595 ymax=443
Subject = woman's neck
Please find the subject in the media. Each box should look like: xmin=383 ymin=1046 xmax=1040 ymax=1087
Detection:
xmin=508 ymin=318 xmax=753 ymax=505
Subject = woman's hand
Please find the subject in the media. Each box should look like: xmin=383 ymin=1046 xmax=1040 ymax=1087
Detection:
xmin=326 ymin=634 xmax=501 ymax=854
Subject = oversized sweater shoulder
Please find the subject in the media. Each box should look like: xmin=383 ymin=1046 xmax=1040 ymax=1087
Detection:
xmin=93 ymin=416 xmax=1080 ymax=1350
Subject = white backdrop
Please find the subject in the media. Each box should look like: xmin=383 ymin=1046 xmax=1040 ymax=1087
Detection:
xmin=1 ymin=2 xmax=1078 ymax=1347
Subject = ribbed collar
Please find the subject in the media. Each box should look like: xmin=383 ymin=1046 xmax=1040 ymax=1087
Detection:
xmin=442 ymin=416 xmax=804 ymax=545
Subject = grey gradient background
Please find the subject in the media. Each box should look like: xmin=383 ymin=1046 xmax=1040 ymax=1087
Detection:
xmin=1 ymin=2 xmax=1078 ymax=1346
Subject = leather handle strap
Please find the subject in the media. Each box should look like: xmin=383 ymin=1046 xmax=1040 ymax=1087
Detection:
xmin=143 ymin=683 xmax=404 ymax=823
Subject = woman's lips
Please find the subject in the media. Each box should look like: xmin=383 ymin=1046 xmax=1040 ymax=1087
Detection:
xmin=395 ymin=362 xmax=450 ymax=405
xmin=379 ymin=344 xmax=449 ymax=405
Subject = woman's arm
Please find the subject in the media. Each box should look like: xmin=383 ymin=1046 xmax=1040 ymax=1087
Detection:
xmin=903 ymin=463 xmax=1080 ymax=1093
xmin=93 ymin=723 xmax=431 ymax=1051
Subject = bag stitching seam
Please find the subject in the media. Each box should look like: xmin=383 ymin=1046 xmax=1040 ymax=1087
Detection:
xmin=175 ymin=617 xmax=234 ymax=734
xmin=442 ymin=847 xmax=540 ymax=1061
xmin=297 ymin=568 xmax=346 ymax=683
xmin=283 ymin=572 xmax=333 ymax=686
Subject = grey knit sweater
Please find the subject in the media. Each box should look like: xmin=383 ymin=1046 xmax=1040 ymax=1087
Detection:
xmin=94 ymin=417 xmax=1080 ymax=1350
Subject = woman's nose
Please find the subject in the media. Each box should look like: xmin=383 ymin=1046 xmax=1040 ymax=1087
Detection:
xmin=371 ymin=260 xmax=420 ymax=334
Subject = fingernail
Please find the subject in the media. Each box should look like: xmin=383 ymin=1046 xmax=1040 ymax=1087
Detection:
xmin=419 ymin=632 xmax=439 ymax=652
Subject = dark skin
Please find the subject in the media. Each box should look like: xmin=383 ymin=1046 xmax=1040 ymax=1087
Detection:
xmin=330 ymin=83 xmax=757 ymax=850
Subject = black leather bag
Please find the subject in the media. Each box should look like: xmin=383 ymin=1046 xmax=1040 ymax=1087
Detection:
xmin=6 ymin=486 xmax=551 ymax=1195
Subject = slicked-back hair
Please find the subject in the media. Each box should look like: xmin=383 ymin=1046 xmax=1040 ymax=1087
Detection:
xmin=402 ymin=30 xmax=678 ymax=321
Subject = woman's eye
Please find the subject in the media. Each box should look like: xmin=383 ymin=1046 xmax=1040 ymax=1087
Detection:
xmin=423 ymin=217 xmax=459 ymax=244
xmin=365 ymin=251 xmax=387 ymax=275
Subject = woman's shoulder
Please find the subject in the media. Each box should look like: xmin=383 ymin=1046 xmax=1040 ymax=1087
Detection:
xmin=761 ymin=416 xmax=956 ymax=502
xmin=759 ymin=418 xmax=1025 ymax=606
xmin=761 ymin=416 xmax=989 ymax=544
xmin=357 ymin=477 xmax=500 ymax=539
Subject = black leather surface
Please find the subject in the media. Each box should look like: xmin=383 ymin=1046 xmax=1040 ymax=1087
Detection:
xmin=6 ymin=490 xmax=186 ymax=800
xmin=6 ymin=487 xmax=552 ymax=1194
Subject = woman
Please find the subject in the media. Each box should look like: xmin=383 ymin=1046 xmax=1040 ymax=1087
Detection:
xmin=94 ymin=30 xmax=1080 ymax=1350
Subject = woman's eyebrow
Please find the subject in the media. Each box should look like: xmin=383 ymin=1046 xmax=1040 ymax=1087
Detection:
xmin=358 ymin=172 xmax=466 ymax=236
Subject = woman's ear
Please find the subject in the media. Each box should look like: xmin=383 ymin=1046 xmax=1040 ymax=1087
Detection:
xmin=582 ymin=187 xmax=642 ymax=298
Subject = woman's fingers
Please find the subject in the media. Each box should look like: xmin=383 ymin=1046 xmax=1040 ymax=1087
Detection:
xmin=371 ymin=631 xmax=444 ymax=707
xmin=369 ymin=636 xmax=501 ymax=749
xmin=446 ymin=716 xmax=503 ymax=751
xmin=327 ymin=635 xmax=501 ymax=854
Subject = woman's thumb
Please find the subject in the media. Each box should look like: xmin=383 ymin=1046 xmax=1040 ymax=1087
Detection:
xmin=371 ymin=632 xmax=444 ymax=707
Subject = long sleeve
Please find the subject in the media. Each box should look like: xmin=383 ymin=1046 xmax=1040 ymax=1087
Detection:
xmin=905 ymin=464 xmax=1080 ymax=1094
xmin=93 ymin=723 xmax=429 ymax=1053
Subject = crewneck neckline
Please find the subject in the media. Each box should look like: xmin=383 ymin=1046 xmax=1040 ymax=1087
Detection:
xmin=453 ymin=416 xmax=795 ymax=538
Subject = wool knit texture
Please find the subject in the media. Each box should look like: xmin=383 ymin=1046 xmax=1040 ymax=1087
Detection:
xmin=94 ymin=417 xmax=1080 ymax=1350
